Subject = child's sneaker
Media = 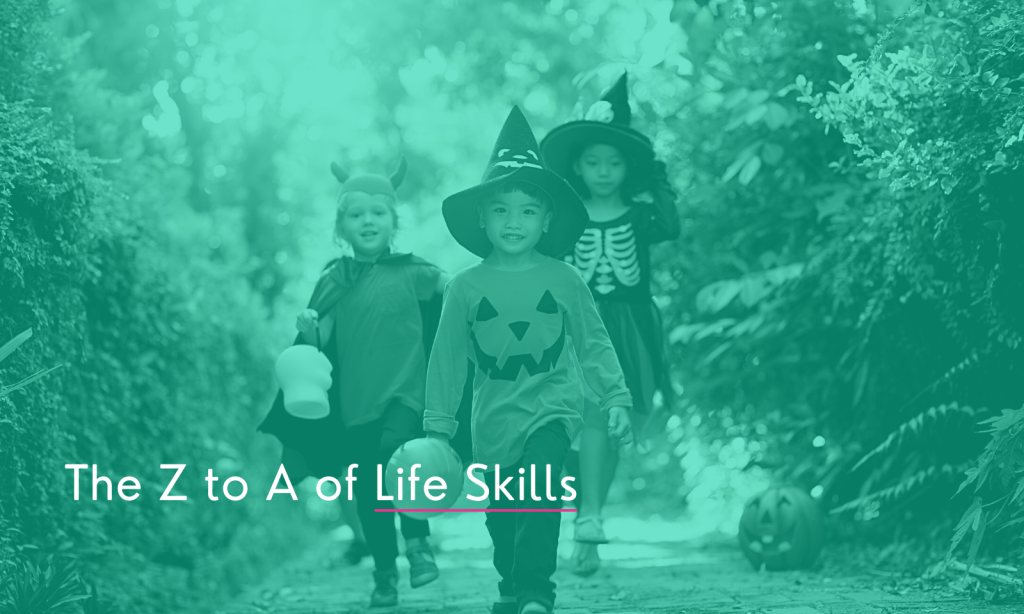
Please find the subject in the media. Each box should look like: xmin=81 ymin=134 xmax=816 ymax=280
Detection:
xmin=343 ymin=539 xmax=369 ymax=565
xmin=405 ymin=539 xmax=439 ymax=588
xmin=370 ymin=567 xmax=399 ymax=608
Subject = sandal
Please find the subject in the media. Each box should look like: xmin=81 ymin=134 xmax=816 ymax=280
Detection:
xmin=491 ymin=599 xmax=517 ymax=614
xmin=569 ymin=541 xmax=600 ymax=577
xmin=406 ymin=542 xmax=440 ymax=588
xmin=574 ymin=516 xmax=608 ymax=544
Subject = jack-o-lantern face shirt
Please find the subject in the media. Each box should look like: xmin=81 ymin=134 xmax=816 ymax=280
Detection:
xmin=424 ymin=258 xmax=632 ymax=466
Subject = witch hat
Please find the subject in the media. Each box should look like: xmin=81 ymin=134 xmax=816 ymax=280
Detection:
xmin=539 ymin=72 xmax=655 ymax=187
xmin=442 ymin=106 xmax=589 ymax=258
xmin=330 ymin=157 xmax=408 ymax=200
xmin=594 ymin=70 xmax=632 ymax=125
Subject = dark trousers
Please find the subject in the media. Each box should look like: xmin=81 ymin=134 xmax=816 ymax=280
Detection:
xmin=484 ymin=421 xmax=571 ymax=610
xmin=346 ymin=402 xmax=430 ymax=571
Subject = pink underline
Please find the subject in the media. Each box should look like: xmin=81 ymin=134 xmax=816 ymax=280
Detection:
xmin=376 ymin=509 xmax=577 ymax=513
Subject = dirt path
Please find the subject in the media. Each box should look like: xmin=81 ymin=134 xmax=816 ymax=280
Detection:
xmin=212 ymin=508 xmax=1014 ymax=614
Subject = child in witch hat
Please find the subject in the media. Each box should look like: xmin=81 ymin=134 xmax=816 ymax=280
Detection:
xmin=257 ymin=158 xmax=451 ymax=608
xmin=539 ymin=72 xmax=681 ymax=576
xmin=423 ymin=106 xmax=633 ymax=614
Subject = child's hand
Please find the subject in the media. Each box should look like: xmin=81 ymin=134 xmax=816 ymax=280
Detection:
xmin=296 ymin=309 xmax=319 ymax=335
xmin=424 ymin=430 xmax=451 ymax=443
xmin=607 ymin=406 xmax=633 ymax=446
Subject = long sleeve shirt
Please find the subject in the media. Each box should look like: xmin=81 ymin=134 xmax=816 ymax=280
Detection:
xmin=423 ymin=258 xmax=632 ymax=466
xmin=330 ymin=259 xmax=442 ymax=427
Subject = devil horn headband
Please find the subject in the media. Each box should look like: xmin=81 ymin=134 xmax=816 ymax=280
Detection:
xmin=389 ymin=157 xmax=408 ymax=189
xmin=330 ymin=162 xmax=349 ymax=184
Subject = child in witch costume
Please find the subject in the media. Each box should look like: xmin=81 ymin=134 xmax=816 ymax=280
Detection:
xmin=257 ymin=159 xmax=451 ymax=608
xmin=423 ymin=106 xmax=633 ymax=614
xmin=539 ymin=72 xmax=681 ymax=576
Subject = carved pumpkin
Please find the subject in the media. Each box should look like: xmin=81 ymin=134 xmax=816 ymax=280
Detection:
xmin=470 ymin=289 xmax=565 ymax=381
xmin=738 ymin=485 xmax=825 ymax=570
xmin=385 ymin=438 xmax=464 ymax=519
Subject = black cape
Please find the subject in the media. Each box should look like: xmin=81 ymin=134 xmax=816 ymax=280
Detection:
xmin=256 ymin=252 xmax=472 ymax=479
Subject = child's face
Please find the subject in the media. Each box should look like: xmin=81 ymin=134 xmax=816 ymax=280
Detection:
xmin=573 ymin=144 xmax=627 ymax=198
xmin=336 ymin=192 xmax=395 ymax=258
xmin=478 ymin=190 xmax=552 ymax=257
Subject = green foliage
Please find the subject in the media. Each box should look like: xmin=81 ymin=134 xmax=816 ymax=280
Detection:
xmin=851 ymin=403 xmax=977 ymax=472
xmin=0 ymin=557 xmax=90 ymax=614
xmin=950 ymin=405 xmax=1024 ymax=566
xmin=0 ymin=330 xmax=63 ymax=399
xmin=799 ymin=0 xmax=1024 ymax=352
xmin=650 ymin=0 xmax=1023 ymax=558
xmin=797 ymin=0 xmax=1024 ymax=556
xmin=803 ymin=1 xmax=1023 ymax=200
xmin=0 ymin=0 xmax=50 ymax=101
xmin=1 ymin=0 xmax=321 ymax=610
xmin=831 ymin=464 xmax=962 ymax=515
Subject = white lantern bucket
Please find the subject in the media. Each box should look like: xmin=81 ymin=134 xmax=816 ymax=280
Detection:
xmin=275 ymin=344 xmax=332 ymax=419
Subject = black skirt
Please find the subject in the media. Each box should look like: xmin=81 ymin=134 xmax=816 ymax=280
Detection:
xmin=595 ymin=297 xmax=671 ymax=414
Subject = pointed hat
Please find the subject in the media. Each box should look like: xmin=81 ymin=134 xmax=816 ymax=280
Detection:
xmin=539 ymin=72 xmax=655 ymax=184
xmin=442 ymin=106 xmax=588 ymax=258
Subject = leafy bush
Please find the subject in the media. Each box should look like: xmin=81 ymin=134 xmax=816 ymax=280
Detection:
xmin=0 ymin=556 xmax=90 ymax=614
xmin=949 ymin=405 xmax=1024 ymax=567
xmin=797 ymin=0 xmax=1024 ymax=557
xmin=1 ymin=1 xmax=319 ymax=610
xmin=643 ymin=0 xmax=1023 ymax=558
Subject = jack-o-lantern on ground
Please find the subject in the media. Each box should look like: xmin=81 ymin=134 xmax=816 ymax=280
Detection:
xmin=738 ymin=485 xmax=825 ymax=570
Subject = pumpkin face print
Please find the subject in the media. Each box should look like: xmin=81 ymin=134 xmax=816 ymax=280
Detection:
xmin=470 ymin=289 xmax=565 ymax=381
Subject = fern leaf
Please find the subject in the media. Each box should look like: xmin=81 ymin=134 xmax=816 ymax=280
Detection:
xmin=996 ymin=515 xmax=1024 ymax=532
xmin=949 ymin=497 xmax=983 ymax=556
xmin=978 ymin=408 xmax=1024 ymax=433
xmin=1012 ymin=477 xmax=1024 ymax=504
xmin=956 ymin=465 xmax=984 ymax=495
xmin=895 ymin=352 xmax=980 ymax=415
xmin=0 ymin=364 xmax=64 ymax=399
xmin=957 ymin=405 xmax=1024 ymax=496
xmin=966 ymin=506 xmax=987 ymax=572
xmin=0 ymin=328 xmax=33 ymax=364
xmin=940 ymin=351 xmax=980 ymax=384
xmin=852 ymin=403 xmax=975 ymax=471
xmin=830 ymin=465 xmax=953 ymax=514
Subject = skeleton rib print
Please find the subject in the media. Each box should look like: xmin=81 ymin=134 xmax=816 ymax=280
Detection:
xmin=568 ymin=222 xmax=640 ymax=295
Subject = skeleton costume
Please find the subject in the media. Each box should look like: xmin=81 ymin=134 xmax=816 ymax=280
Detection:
xmin=540 ymin=72 xmax=680 ymax=419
